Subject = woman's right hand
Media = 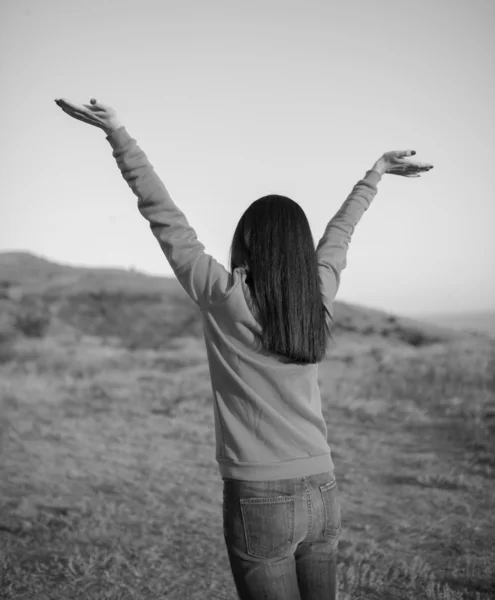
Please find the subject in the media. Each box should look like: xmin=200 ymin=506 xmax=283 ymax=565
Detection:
xmin=372 ymin=150 xmax=434 ymax=177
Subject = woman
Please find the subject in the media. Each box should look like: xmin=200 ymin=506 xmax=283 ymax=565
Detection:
xmin=55 ymin=97 xmax=433 ymax=600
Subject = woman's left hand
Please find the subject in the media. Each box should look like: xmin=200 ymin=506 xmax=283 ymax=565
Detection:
xmin=54 ymin=97 xmax=123 ymax=134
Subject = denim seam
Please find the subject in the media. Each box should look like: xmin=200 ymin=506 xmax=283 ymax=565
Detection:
xmin=305 ymin=482 xmax=313 ymax=537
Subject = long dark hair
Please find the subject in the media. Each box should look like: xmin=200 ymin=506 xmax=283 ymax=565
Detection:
xmin=229 ymin=194 xmax=334 ymax=365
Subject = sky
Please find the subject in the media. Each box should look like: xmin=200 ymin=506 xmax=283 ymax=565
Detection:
xmin=1 ymin=0 xmax=494 ymax=318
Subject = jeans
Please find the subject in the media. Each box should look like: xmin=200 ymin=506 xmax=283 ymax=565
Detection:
xmin=222 ymin=471 xmax=341 ymax=600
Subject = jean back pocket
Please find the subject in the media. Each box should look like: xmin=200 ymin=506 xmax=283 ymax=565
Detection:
xmin=319 ymin=477 xmax=341 ymax=538
xmin=240 ymin=495 xmax=296 ymax=559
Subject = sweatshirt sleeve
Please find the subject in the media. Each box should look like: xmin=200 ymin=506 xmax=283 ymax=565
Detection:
xmin=106 ymin=127 xmax=230 ymax=310
xmin=316 ymin=169 xmax=382 ymax=322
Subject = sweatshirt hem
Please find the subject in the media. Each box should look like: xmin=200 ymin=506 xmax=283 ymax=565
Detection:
xmin=217 ymin=452 xmax=335 ymax=481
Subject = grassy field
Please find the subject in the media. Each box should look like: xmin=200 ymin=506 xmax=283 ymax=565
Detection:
xmin=1 ymin=253 xmax=494 ymax=599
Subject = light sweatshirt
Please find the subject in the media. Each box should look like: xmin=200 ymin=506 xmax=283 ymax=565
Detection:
xmin=106 ymin=126 xmax=382 ymax=481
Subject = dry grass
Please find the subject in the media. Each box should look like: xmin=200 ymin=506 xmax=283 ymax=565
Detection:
xmin=0 ymin=263 xmax=494 ymax=598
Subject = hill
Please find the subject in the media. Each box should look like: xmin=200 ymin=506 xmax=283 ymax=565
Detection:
xmin=418 ymin=309 xmax=495 ymax=338
xmin=0 ymin=251 xmax=485 ymax=351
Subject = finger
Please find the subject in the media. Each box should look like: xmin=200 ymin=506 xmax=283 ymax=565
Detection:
xmin=391 ymin=165 xmax=419 ymax=174
xmin=404 ymin=165 xmax=432 ymax=172
xmin=58 ymin=105 xmax=99 ymax=126
xmin=56 ymin=101 xmax=90 ymax=119
xmin=83 ymin=103 xmax=106 ymax=112
xmin=57 ymin=103 xmax=87 ymax=118
xmin=389 ymin=172 xmax=421 ymax=178
xmin=57 ymin=99 xmax=103 ymax=122
xmin=56 ymin=98 xmax=85 ymax=112
xmin=389 ymin=164 xmax=424 ymax=175
xmin=396 ymin=149 xmax=416 ymax=158
xmin=402 ymin=168 xmax=426 ymax=176
xmin=86 ymin=98 xmax=106 ymax=111
xmin=89 ymin=98 xmax=113 ymax=112
xmin=400 ymin=159 xmax=434 ymax=169
xmin=57 ymin=100 xmax=96 ymax=119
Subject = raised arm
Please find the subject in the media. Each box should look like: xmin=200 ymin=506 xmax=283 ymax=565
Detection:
xmin=316 ymin=169 xmax=381 ymax=322
xmin=317 ymin=150 xmax=434 ymax=323
xmin=106 ymin=127 xmax=231 ymax=309
xmin=54 ymin=96 xmax=233 ymax=310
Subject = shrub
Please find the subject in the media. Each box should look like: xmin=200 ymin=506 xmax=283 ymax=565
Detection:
xmin=394 ymin=324 xmax=443 ymax=347
xmin=0 ymin=325 xmax=17 ymax=363
xmin=14 ymin=299 xmax=51 ymax=338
